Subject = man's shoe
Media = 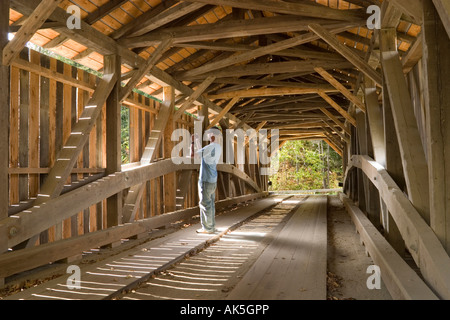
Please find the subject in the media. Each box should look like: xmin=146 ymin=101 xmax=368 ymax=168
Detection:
xmin=196 ymin=228 xmax=213 ymax=234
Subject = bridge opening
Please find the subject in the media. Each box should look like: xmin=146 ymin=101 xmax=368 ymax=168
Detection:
xmin=269 ymin=140 xmax=343 ymax=192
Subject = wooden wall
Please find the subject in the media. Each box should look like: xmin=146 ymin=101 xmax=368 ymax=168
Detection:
xmin=7 ymin=47 xmax=199 ymax=247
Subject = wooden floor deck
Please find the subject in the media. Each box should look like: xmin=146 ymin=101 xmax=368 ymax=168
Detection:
xmin=5 ymin=196 xmax=285 ymax=300
xmin=3 ymin=195 xmax=332 ymax=300
xmin=227 ymin=195 xmax=328 ymax=300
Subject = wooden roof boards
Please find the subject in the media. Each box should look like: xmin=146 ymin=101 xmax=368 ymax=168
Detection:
xmin=6 ymin=0 xmax=422 ymax=141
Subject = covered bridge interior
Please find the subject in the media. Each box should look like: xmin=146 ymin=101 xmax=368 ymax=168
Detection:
xmin=0 ymin=0 xmax=449 ymax=301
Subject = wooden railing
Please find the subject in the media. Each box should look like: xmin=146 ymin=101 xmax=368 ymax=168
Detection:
xmin=0 ymin=161 xmax=265 ymax=280
xmin=344 ymin=155 xmax=450 ymax=299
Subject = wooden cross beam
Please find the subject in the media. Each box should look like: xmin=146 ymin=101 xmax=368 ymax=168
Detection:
xmin=127 ymin=2 xmax=206 ymax=38
xmin=388 ymin=0 xmax=423 ymax=25
xmin=173 ymin=76 xmax=216 ymax=120
xmin=119 ymin=39 xmax=172 ymax=102
xmin=317 ymin=92 xmax=357 ymax=127
xmin=178 ymin=23 xmax=358 ymax=79
xmin=84 ymin=0 xmax=129 ymax=25
xmin=122 ymin=87 xmax=175 ymax=223
xmin=314 ymin=67 xmax=366 ymax=113
xmin=320 ymin=107 xmax=352 ymax=134
xmin=2 ymin=0 xmax=64 ymax=66
xmin=207 ymin=97 xmax=240 ymax=130
xmin=37 ymin=55 xmax=119 ymax=202
xmin=308 ymin=23 xmax=383 ymax=86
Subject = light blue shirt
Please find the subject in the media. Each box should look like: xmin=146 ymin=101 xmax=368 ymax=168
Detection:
xmin=197 ymin=142 xmax=221 ymax=183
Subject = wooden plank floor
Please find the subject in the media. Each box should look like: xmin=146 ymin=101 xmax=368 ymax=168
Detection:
xmin=5 ymin=196 xmax=286 ymax=300
xmin=227 ymin=195 xmax=328 ymax=300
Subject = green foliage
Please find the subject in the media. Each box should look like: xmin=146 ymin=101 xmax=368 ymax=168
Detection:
xmin=121 ymin=106 xmax=130 ymax=164
xmin=270 ymin=140 xmax=343 ymax=191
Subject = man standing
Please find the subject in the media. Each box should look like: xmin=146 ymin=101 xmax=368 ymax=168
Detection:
xmin=191 ymin=126 xmax=222 ymax=234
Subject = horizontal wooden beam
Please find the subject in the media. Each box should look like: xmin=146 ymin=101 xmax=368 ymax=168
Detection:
xmin=120 ymin=15 xmax=365 ymax=48
xmin=8 ymin=167 xmax=105 ymax=175
xmin=183 ymin=60 xmax=354 ymax=81
xmin=84 ymin=0 xmax=128 ymax=25
xmin=0 ymin=161 xmax=260 ymax=251
xmin=207 ymin=86 xmax=338 ymax=100
xmin=183 ymin=0 xmax=365 ymax=21
xmin=0 ymin=192 xmax=267 ymax=279
xmin=381 ymin=32 xmax=430 ymax=223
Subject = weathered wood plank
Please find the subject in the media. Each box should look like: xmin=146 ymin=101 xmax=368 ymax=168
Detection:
xmin=227 ymin=196 xmax=328 ymax=300
xmin=179 ymin=60 xmax=354 ymax=81
xmin=208 ymin=86 xmax=339 ymax=100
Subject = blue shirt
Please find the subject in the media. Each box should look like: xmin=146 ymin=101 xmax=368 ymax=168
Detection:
xmin=197 ymin=143 xmax=221 ymax=183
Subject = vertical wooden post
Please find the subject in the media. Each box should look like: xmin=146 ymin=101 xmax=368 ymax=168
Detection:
xmin=163 ymin=86 xmax=176 ymax=213
xmin=0 ymin=0 xmax=10 ymax=260
xmin=105 ymin=55 xmax=123 ymax=228
xmin=422 ymin=0 xmax=450 ymax=253
xmin=381 ymin=47 xmax=407 ymax=256
xmin=380 ymin=27 xmax=430 ymax=224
